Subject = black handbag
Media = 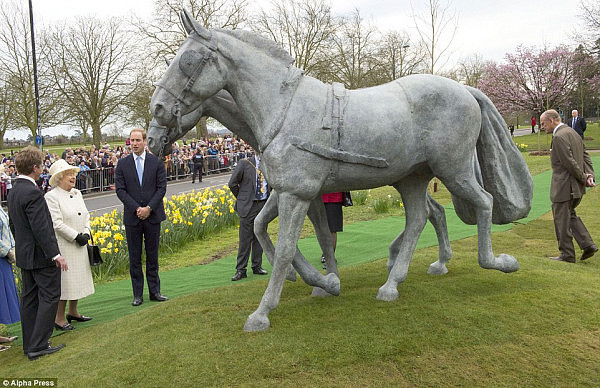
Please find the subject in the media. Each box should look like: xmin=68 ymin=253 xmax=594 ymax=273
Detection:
xmin=342 ymin=191 xmax=353 ymax=207
xmin=87 ymin=233 xmax=103 ymax=266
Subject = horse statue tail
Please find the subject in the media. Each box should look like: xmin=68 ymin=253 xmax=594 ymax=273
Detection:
xmin=452 ymin=86 xmax=533 ymax=225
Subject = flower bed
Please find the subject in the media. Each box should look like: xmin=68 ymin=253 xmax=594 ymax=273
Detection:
xmin=90 ymin=186 xmax=237 ymax=281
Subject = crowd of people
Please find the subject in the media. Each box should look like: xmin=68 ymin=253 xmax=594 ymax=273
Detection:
xmin=0 ymin=132 xmax=258 ymax=360
xmin=0 ymin=134 xmax=256 ymax=204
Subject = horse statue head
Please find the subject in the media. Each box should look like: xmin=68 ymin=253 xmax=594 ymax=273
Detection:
xmin=151 ymin=9 xmax=227 ymax=130
xmin=147 ymin=89 xmax=260 ymax=158
xmin=151 ymin=9 xmax=298 ymax=152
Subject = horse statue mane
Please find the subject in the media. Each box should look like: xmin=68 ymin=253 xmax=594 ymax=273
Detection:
xmin=216 ymin=29 xmax=295 ymax=67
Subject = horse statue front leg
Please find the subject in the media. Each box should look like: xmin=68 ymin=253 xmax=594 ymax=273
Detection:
xmin=254 ymin=193 xmax=340 ymax=295
xmin=253 ymin=192 xmax=296 ymax=282
xmin=244 ymin=192 xmax=311 ymax=332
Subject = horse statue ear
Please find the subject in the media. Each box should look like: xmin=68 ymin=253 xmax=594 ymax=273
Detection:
xmin=180 ymin=8 xmax=211 ymax=39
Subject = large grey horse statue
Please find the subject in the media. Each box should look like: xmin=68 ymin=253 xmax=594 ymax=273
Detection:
xmin=147 ymin=90 xmax=452 ymax=294
xmin=150 ymin=10 xmax=533 ymax=331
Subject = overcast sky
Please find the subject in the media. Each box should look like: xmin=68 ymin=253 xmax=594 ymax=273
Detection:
xmin=30 ymin=0 xmax=581 ymax=64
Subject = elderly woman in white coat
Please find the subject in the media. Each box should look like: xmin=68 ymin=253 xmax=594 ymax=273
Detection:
xmin=45 ymin=159 xmax=95 ymax=331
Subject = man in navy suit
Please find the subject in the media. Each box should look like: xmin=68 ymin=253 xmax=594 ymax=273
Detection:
xmin=8 ymin=146 xmax=68 ymax=360
xmin=568 ymin=110 xmax=587 ymax=139
xmin=115 ymin=129 xmax=168 ymax=306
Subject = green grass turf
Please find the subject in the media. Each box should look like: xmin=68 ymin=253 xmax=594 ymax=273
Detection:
xmin=1 ymin=158 xmax=599 ymax=386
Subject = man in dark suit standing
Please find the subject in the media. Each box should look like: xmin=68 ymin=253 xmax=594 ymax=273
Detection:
xmin=228 ymin=153 xmax=269 ymax=281
xmin=8 ymin=146 xmax=68 ymax=360
xmin=541 ymin=109 xmax=597 ymax=263
xmin=115 ymin=129 xmax=168 ymax=306
xmin=568 ymin=109 xmax=587 ymax=139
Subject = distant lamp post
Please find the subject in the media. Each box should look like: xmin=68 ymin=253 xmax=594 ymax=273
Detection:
xmin=397 ymin=44 xmax=410 ymax=79
xmin=28 ymin=0 xmax=42 ymax=150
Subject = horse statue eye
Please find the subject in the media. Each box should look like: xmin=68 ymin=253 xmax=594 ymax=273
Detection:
xmin=179 ymin=50 xmax=204 ymax=77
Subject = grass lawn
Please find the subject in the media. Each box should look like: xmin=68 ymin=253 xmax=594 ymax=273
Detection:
xmin=1 ymin=154 xmax=599 ymax=386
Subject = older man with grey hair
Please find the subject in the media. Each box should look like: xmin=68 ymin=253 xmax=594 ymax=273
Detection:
xmin=541 ymin=109 xmax=597 ymax=263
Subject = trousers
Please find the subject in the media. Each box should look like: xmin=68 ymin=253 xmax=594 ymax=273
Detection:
xmin=552 ymin=197 xmax=594 ymax=259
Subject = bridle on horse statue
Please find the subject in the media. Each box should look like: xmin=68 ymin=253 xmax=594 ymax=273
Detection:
xmin=155 ymin=31 xmax=218 ymax=143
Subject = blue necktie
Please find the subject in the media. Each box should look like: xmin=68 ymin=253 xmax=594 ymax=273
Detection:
xmin=136 ymin=156 xmax=143 ymax=185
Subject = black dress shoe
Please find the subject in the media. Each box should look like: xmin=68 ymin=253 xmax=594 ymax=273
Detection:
xmin=252 ymin=267 xmax=268 ymax=275
xmin=149 ymin=293 xmax=169 ymax=302
xmin=27 ymin=344 xmax=65 ymax=361
xmin=66 ymin=314 xmax=93 ymax=323
xmin=54 ymin=322 xmax=75 ymax=331
xmin=581 ymin=244 xmax=598 ymax=261
xmin=549 ymin=255 xmax=576 ymax=263
xmin=132 ymin=297 xmax=143 ymax=306
xmin=231 ymin=271 xmax=247 ymax=281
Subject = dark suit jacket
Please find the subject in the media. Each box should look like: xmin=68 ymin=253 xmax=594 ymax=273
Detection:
xmin=550 ymin=124 xmax=594 ymax=203
xmin=115 ymin=152 xmax=167 ymax=226
xmin=8 ymin=178 xmax=60 ymax=270
xmin=567 ymin=116 xmax=587 ymax=138
xmin=228 ymin=157 xmax=269 ymax=218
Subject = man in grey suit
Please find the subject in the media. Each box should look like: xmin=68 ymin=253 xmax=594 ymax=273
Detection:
xmin=568 ymin=109 xmax=587 ymax=139
xmin=8 ymin=146 xmax=68 ymax=360
xmin=541 ymin=109 xmax=597 ymax=263
xmin=228 ymin=153 xmax=269 ymax=281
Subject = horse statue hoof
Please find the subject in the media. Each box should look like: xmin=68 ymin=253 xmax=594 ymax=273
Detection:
xmin=427 ymin=260 xmax=449 ymax=275
xmin=479 ymin=253 xmax=519 ymax=273
xmin=244 ymin=312 xmax=270 ymax=332
xmin=376 ymin=285 xmax=399 ymax=301
xmin=497 ymin=253 xmax=519 ymax=273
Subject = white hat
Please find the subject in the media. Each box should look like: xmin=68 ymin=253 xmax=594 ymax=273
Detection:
xmin=49 ymin=159 xmax=80 ymax=187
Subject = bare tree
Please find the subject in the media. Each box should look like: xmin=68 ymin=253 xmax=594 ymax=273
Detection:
xmin=0 ymin=1 xmax=59 ymax=140
xmin=578 ymin=0 xmax=600 ymax=53
xmin=411 ymin=0 xmax=458 ymax=74
xmin=456 ymin=54 xmax=487 ymax=87
xmin=327 ymin=9 xmax=380 ymax=89
xmin=135 ymin=0 xmax=249 ymax=62
xmin=254 ymin=0 xmax=335 ymax=74
xmin=0 ymin=72 xmax=11 ymax=147
xmin=376 ymin=31 xmax=427 ymax=81
xmin=45 ymin=16 xmax=139 ymax=147
xmin=122 ymin=61 xmax=159 ymax=131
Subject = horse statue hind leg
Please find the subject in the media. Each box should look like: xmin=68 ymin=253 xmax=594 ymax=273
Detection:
xmin=386 ymin=191 xmax=452 ymax=276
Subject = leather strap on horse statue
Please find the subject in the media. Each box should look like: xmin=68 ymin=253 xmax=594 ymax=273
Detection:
xmin=290 ymin=82 xmax=389 ymax=171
